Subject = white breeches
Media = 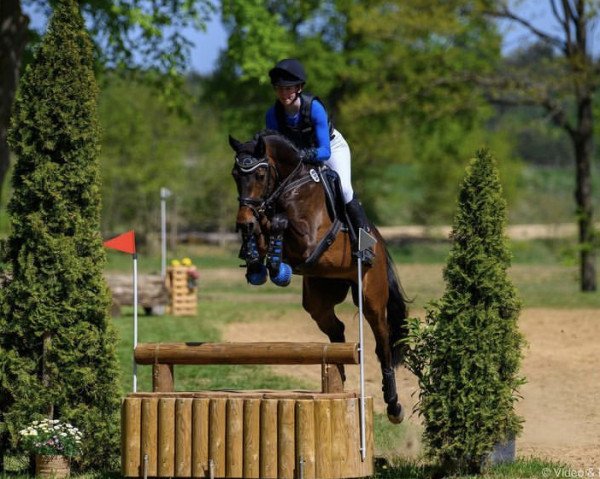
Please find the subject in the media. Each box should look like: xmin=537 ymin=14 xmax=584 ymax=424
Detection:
xmin=327 ymin=129 xmax=354 ymax=204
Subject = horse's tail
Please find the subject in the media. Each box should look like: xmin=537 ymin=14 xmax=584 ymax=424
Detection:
xmin=384 ymin=246 xmax=409 ymax=367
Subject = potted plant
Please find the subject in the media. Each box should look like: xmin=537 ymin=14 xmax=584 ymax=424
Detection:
xmin=19 ymin=419 xmax=82 ymax=478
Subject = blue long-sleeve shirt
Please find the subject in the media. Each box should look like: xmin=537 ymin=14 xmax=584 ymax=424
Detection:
xmin=265 ymin=99 xmax=331 ymax=162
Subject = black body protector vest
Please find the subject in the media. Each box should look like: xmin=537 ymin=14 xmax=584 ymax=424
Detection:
xmin=274 ymin=92 xmax=335 ymax=149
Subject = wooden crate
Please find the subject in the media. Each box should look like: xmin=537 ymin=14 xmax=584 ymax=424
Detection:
xmin=166 ymin=266 xmax=198 ymax=317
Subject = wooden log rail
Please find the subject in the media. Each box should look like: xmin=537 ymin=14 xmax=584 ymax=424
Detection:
xmin=134 ymin=342 xmax=359 ymax=394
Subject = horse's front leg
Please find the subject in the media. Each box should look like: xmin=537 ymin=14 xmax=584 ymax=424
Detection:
xmin=302 ymin=277 xmax=350 ymax=382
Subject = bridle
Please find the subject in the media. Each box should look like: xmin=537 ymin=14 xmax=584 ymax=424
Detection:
xmin=234 ymin=150 xmax=305 ymax=222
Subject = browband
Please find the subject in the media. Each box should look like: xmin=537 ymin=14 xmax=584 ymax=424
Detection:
xmin=235 ymin=154 xmax=268 ymax=173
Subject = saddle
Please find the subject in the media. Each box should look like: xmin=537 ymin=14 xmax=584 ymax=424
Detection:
xmin=301 ymin=165 xmax=357 ymax=268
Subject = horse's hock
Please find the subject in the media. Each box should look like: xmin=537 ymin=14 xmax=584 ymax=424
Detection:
xmin=121 ymin=342 xmax=375 ymax=479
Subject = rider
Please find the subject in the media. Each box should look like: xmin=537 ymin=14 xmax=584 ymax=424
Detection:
xmin=265 ymin=58 xmax=374 ymax=263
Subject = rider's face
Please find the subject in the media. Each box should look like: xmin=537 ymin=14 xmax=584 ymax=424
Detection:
xmin=274 ymin=85 xmax=301 ymax=106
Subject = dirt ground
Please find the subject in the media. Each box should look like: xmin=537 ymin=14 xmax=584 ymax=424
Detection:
xmin=222 ymin=307 xmax=600 ymax=468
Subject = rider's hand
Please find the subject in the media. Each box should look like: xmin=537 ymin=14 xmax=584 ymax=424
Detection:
xmin=299 ymin=148 xmax=319 ymax=164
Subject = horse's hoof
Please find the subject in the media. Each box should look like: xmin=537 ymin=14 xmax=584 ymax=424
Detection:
xmin=387 ymin=402 xmax=404 ymax=424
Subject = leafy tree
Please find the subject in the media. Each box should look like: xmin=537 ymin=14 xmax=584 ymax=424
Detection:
xmin=208 ymin=0 xmax=523 ymax=224
xmin=98 ymin=73 xmax=189 ymax=239
xmin=0 ymin=0 xmax=213 ymax=202
xmin=0 ymin=0 xmax=120 ymax=470
xmin=478 ymin=0 xmax=600 ymax=291
xmin=98 ymin=73 xmax=237 ymax=239
xmin=405 ymin=149 xmax=525 ymax=474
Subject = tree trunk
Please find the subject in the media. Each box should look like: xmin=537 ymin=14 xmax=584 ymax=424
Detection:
xmin=0 ymin=0 xmax=28 ymax=202
xmin=573 ymin=93 xmax=596 ymax=291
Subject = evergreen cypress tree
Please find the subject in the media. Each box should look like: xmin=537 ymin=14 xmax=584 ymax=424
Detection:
xmin=0 ymin=0 xmax=120 ymax=470
xmin=406 ymin=149 xmax=525 ymax=474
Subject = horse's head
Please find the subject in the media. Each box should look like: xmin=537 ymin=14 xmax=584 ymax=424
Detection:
xmin=229 ymin=134 xmax=277 ymax=234
xmin=229 ymin=132 xmax=300 ymax=286
xmin=229 ymin=134 xmax=278 ymax=284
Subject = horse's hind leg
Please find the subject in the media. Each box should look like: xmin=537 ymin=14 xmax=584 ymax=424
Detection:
xmin=360 ymin=273 xmax=404 ymax=424
xmin=302 ymin=277 xmax=350 ymax=381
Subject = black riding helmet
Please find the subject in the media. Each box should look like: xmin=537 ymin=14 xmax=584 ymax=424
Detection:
xmin=269 ymin=58 xmax=306 ymax=86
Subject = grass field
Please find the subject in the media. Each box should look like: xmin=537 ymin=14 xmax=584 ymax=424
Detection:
xmin=3 ymin=239 xmax=589 ymax=478
xmin=103 ymin=239 xmax=589 ymax=478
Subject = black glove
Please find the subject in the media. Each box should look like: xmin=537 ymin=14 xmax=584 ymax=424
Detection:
xmin=299 ymin=148 xmax=319 ymax=164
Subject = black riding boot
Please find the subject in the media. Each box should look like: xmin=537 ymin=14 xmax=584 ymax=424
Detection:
xmin=345 ymin=197 xmax=375 ymax=266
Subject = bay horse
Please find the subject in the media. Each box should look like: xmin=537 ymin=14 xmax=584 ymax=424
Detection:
xmin=229 ymin=131 xmax=408 ymax=423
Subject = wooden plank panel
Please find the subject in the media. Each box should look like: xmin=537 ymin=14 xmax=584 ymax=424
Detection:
xmin=192 ymin=398 xmax=210 ymax=478
xmin=226 ymin=398 xmax=244 ymax=477
xmin=314 ymin=399 xmax=332 ymax=479
xmin=260 ymin=399 xmax=278 ymax=479
xmin=121 ymin=397 xmax=141 ymax=477
xmin=209 ymin=399 xmax=226 ymax=477
xmin=277 ymin=399 xmax=295 ymax=479
xmin=158 ymin=398 xmax=176 ymax=477
xmin=175 ymin=398 xmax=192 ymax=477
xmin=141 ymin=397 xmax=159 ymax=477
xmin=342 ymin=398 xmax=360 ymax=478
xmin=243 ymin=399 xmax=261 ymax=478
xmin=295 ymin=400 xmax=316 ymax=479
xmin=330 ymin=399 xmax=347 ymax=479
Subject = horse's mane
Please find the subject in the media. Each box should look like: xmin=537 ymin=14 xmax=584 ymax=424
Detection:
xmin=256 ymin=129 xmax=299 ymax=154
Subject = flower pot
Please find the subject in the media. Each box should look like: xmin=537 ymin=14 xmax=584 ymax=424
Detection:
xmin=488 ymin=435 xmax=516 ymax=465
xmin=35 ymin=455 xmax=70 ymax=478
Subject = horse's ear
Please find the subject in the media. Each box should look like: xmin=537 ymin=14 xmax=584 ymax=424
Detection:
xmin=255 ymin=136 xmax=266 ymax=158
xmin=229 ymin=134 xmax=243 ymax=152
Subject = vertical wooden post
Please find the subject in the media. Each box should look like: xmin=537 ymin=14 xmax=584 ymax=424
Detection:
xmin=342 ymin=398 xmax=360 ymax=478
xmin=295 ymin=400 xmax=316 ymax=479
xmin=175 ymin=398 xmax=192 ymax=477
xmin=321 ymin=364 xmax=344 ymax=393
xmin=209 ymin=399 xmax=226 ymax=477
xmin=260 ymin=399 xmax=278 ymax=479
xmin=330 ymin=399 xmax=347 ymax=478
xmin=243 ymin=399 xmax=261 ymax=478
xmin=192 ymin=398 xmax=210 ymax=478
xmin=121 ymin=397 xmax=141 ymax=477
xmin=314 ymin=399 xmax=332 ymax=479
xmin=141 ymin=397 xmax=159 ymax=477
xmin=153 ymin=364 xmax=174 ymax=392
xmin=158 ymin=398 xmax=176 ymax=477
xmin=277 ymin=399 xmax=295 ymax=479
xmin=226 ymin=398 xmax=244 ymax=477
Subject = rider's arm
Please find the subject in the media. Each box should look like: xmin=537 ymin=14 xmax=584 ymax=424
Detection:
xmin=310 ymin=100 xmax=331 ymax=162
xmin=266 ymin=106 xmax=278 ymax=130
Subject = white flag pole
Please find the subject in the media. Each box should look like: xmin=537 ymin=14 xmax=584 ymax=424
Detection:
xmin=357 ymin=228 xmax=377 ymax=462
xmin=357 ymin=254 xmax=367 ymax=462
xmin=160 ymin=187 xmax=172 ymax=280
xmin=133 ymin=252 xmax=138 ymax=392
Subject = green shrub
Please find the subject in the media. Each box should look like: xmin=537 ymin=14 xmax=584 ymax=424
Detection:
xmin=405 ymin=149 xmax=526 ymax=474
xmin=0 ymin=0 xmax=120 ymax=471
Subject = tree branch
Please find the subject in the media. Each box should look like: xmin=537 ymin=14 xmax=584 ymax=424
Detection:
xmin=484 ymin=5 xmax=566 ymax=50
xmin=469 ymin=73 xmax=576 ymax=137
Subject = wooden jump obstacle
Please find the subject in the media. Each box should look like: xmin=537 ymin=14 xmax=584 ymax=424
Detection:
xmin=166 ymin=266 xmax=198 ymax=316
xmin=122 ymin=342 xmax=374 ymax=479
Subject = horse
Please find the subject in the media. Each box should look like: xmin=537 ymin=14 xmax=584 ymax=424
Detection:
xmin=228 ymin=131 xmax=409 ymax=423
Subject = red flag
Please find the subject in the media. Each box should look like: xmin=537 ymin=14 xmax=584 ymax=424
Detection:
xmin=104 ymin=230 xmax=136 ymax=254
